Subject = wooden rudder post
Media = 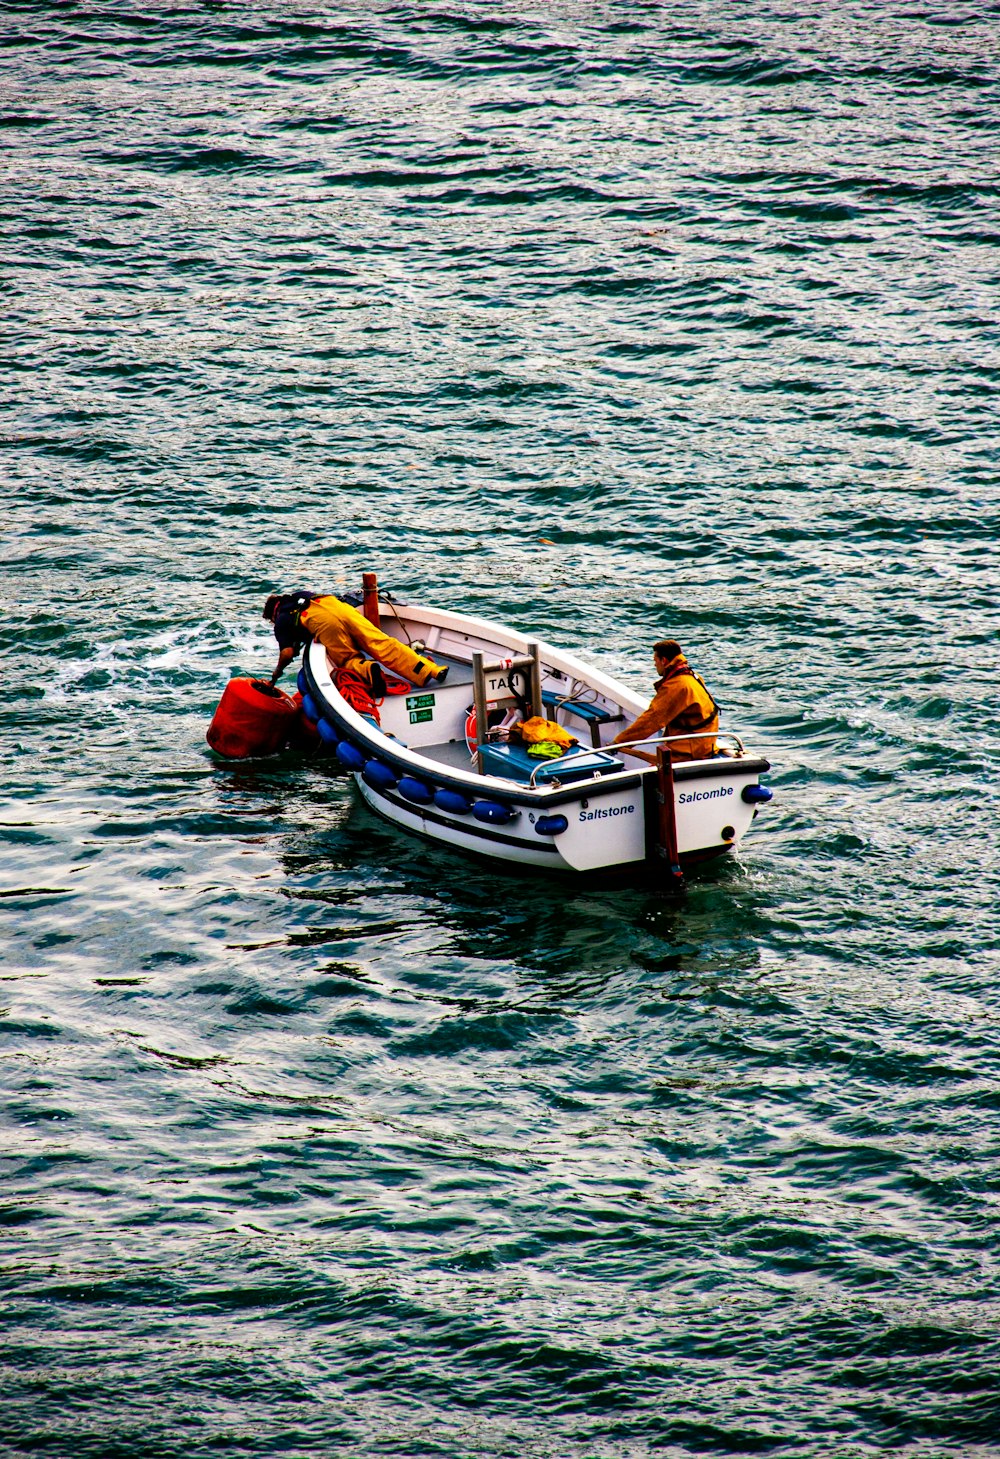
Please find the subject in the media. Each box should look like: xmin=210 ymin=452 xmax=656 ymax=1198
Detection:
xmin=656 ymin=746 xmax=685 ymax=889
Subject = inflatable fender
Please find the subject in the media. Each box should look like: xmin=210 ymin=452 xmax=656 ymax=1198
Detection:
xmin=287 ymin=692 xmax=322 ymax=752
xmin=363 ymin=759 xmax=398 ymax=792
xmin=534 ymin=814 xmax=568 ymax=836
xmin=317 ymin=718 xmax=339 ymax=748
xmin=399 ymin=776 xmax=433 ymax=805
xmin=473 ymin=800 xmax=517 ymax=825
xmin=434 ymin=788 xmax=472 ymax=816
xmin=336 ymin=740 xmax=365 ymax=771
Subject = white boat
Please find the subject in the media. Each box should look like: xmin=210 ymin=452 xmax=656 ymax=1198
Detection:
xmin=297 ymin=592 xmax=771 ymax=881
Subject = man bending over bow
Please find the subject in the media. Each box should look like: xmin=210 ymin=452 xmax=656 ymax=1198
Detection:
xmin=264 ymin=591 xmax=448 ymax=695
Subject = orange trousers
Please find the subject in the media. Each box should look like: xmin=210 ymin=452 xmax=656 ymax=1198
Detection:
xmin=300 ymin=597 xmax=445 ymax=688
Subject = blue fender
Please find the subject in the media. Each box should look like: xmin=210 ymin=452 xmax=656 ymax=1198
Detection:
xmin=434 ymin=788 xmax=473 ymax=816
xmin=399 ymin=776 xmax=433 ymax=805
xmin=363 ymin=759 xmax=398 ymax=792
xmin=473 ymin=800 xmax=517 ymax=825
xmin=336 ymin=740 xmax=365 ymax=771
xmin=534 ymin=814 xmax=568 ymax=836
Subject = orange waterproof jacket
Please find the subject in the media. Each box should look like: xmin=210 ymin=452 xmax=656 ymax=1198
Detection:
xmin=612 ymin=654 xmax=719 ymax=763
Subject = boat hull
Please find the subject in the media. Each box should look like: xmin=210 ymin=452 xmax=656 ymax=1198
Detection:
xmin=356 ymin=759 xmax=765 ymax=873
xmin=301 ymin=600 xmax=771 ymax=877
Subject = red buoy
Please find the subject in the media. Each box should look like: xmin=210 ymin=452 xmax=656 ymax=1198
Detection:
xmin=206 ymin=678 xmax=299 ymax=759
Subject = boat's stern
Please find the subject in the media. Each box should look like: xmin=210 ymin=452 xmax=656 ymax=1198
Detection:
xmin=670 ymin=757 xmax=772 ymax=862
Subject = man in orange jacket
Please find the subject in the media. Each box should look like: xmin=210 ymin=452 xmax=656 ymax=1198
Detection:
xmin=264 ymin=592 xmax=448 ymax=694
xmin=612 ymin=640 xmax=719 ymax=764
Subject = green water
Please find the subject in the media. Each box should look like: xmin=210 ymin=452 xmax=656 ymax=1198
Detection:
xmin=2 ymin=4 xmax=999 ymax=1454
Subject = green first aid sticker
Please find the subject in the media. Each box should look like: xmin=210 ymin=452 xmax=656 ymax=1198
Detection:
xmin=406 ymin=694 xmax=435 ymax=710
xmin=409 ymin=708 xmax=434 ymax=724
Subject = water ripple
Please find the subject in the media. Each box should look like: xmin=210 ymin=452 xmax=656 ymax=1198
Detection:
xmin=2 ymin=2 xmax=999 ymax=1454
